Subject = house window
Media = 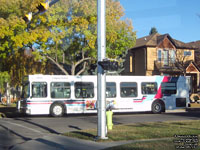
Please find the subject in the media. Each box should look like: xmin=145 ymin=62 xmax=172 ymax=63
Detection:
xmin=170 ymin=50 xmax=176 ymax=63
xmin=130 ymin=56 xmax=133 ymax=72
xmin=157 ymin=50 xmax=162 ymax=61
xmin=184 ymin=51 xmax=191 ymax=56
xmin=163 ymin=50 xmax=169 ymax=66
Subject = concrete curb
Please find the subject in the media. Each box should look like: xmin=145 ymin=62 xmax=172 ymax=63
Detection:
xmin=10 ymin=134 xmax=131 ymax=150
xmin=11 ymin=134 xmax=174 ymax=150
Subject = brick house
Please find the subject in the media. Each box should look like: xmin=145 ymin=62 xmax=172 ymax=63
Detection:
xmin=122 ymin=33 xmax=199 ymax=92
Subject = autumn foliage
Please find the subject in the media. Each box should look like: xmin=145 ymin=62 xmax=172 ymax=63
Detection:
xmin=0 ymin=0 xmax=136 ymax=88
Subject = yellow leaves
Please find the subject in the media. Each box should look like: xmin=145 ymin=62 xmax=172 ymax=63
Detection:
xmin=106 ymin=0 xmax=124 ymax=21
xmin=70 ymin=17 xmax=89 ymax=32
xmin=8 ymin=49 xmax=46 ymax=86
xmin=88 ymin=16 xmax=96 ymax=24
xmin=88 ymin=36 xmax=96 ymax=49
xmin=0 ymin=19 xmax=11 ymax=38
xmin=72 ymin=0 xmax=97 ymax=16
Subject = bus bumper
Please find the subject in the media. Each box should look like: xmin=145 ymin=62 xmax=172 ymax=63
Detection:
xmin=16 ymin=100 xmax=28 ymax=114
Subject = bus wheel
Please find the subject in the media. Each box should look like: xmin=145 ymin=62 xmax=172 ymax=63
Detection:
xmin=50 ymin=103 xmax=65 ymax=117
xmin=152 ymin=101 xmax=164 ymax=114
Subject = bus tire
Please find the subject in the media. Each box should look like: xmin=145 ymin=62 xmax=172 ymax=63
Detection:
xmin=152 ymin=100 xmax=165 ymax=114
xmin=50 ymin=102 xmax=65 ymax=117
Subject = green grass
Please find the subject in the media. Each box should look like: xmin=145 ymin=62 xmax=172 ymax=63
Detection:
xmin=63 ymin=120 xmax=200 ymax=141
xmin=63 ymin=120 xmax=200 ymax=149
xmin=104 ymin=140 xmax=175 ymax=150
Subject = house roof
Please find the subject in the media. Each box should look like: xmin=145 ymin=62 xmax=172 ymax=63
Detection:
xmin=186 ymin=61 xmax=200 ymax=73
xmin=132 ymin=33 xmax=197 ymax=50
xmin=187 ymin=40 xmax=200 ymax=50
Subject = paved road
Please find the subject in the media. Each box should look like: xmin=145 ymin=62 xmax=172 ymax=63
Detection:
xmin=0 ymin=111 xmax=199 ymax=149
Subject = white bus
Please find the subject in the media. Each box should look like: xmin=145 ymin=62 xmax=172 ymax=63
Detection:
xmin=17 ymin=75 xmax=190 ymax=117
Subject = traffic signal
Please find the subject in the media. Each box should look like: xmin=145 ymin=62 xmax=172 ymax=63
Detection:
xmin=37 ymin=1 xmax=49 ymax=13
xmin=98 ymin=60 xmax=110 ymax=70
xmin=98 ymin=59 xmax=118 ymax=71
xmin=23 ymin=12 xmax=32 ymax=22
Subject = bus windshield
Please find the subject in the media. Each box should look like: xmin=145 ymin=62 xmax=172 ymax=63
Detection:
xmin=21 ymin=82 xmax=30 ymax=99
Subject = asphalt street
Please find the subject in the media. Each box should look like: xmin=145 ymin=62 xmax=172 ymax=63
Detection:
xmin=0 ymin=111 xmax=199 ymax=150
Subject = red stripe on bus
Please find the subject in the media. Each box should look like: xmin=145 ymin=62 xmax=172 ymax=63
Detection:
xmin=154 ymin=76 xmax=170 ymax=99
xmin=65 ymin=102 xmax=84 ymax=104
xmin=133 ymin=101 xmax=143 ymax=103
xmin=27 ymin=101 xmax=85 ymax=105
xmin=27 ymin=102 xmax=52 ymax=105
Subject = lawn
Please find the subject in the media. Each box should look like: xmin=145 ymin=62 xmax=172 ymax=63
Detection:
xmin=104 ymin=140 xmax=175 ymax=150
xmin=63 ymin=120 xmax=200 ymax=150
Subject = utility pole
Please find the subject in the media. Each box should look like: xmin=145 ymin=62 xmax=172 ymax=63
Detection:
xmin=97 ymin=0 xmax=107 ymax=139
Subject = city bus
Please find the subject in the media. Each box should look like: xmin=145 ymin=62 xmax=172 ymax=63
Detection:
xmin=17 ymin=75 xmax=191 ymax=117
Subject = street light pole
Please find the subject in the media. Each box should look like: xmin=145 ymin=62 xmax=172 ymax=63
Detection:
xmin=97 ymin=0 xmax=107 ymax=139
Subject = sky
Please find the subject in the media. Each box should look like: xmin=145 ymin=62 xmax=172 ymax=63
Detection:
xmin=119 ymin=0 xmax=200 ymax=43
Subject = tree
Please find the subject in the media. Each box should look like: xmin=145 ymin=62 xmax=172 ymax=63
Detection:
xmin=0 ymin=72 xmax=10 ymax=94
xmin=0 ymin=0 xmax=47 ymax=87
xmin=0 ymin=0 xmax=136 ymax=85
xmin=36 ymin=0 xmax=136 ymax=75
xmin=174 ymin=50 xmax=192 ymax=76
xmin=149 ymin=27 xmax=158 ymax=35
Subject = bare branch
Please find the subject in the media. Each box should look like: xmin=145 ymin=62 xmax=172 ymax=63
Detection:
xmin=76 ymin=62 xmax=87 ymax=75
xmin=74 ymin=57 xmax=91 ymax=68
xmin=46 ymin=55 xmax=69 ymax=75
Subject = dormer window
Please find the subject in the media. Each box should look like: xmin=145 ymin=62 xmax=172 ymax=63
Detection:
xmin=184 ymin=51 xmax=191 ymax=56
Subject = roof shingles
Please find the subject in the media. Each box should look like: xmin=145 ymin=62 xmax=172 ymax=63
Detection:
xmin=132 ymin=33 xmax=197 ymax=50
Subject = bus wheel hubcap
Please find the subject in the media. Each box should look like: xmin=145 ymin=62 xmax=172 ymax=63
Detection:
xmin=53 ymin=105 xmax=62 ymax=115
xmin=155 ymin=104 xmax=161 ymax=112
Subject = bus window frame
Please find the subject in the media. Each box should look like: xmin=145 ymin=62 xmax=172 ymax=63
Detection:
xmin=161 ymin=82 xmax=177 ymax=95
xmin=21 ymin=82 xmax=30 ymax=99
xmin=120 ymin=82 xmax=138 ymax=98
xmin=50 ymin=82 xmax=71 ymax=99
xmin=141 ymin=82 xmax=157 ymax=95
xmin=106 ymin=82 xmax=116 ymax=98
xmin=74 ymin=82 xmax=94 ymax=98
xmin=31 ymin=82 xmax=48 ymax=98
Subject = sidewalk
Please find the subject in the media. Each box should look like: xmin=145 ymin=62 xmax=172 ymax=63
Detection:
xmin=11 ymin=134 xmax=132 ymax=150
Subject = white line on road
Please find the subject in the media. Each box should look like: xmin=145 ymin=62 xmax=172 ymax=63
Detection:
xmin=1 ymin=120 xmax=43 ymax=134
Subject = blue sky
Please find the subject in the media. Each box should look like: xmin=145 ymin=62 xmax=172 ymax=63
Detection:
xmin=119 ymin=0 xmax=200 ymax=43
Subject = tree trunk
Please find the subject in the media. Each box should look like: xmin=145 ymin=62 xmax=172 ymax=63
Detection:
xmin=46 ymin=55 xmax=69 ymax=75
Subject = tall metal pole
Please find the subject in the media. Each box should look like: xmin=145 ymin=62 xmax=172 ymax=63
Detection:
xmin=97 ymin=0 xmax=107 ymax=139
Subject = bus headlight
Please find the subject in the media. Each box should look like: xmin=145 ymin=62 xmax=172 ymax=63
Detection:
xmin=26 ymin=109 xmax=31 ymax=114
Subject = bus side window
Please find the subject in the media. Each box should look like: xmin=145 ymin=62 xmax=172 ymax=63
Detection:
xmin=75 ymin=82 xmax=94 ymax=98
xmin=32 ymin=82 xmax=47 ymax=98
xmin=120 ymin=82 xmax=137 ymax=97
xmin=161 ymin=82 xmax=176 ymax=95
xmin=141 ymin=82 xmax=157 ymax=95
xmin=50 ymin=82 xmax=71 ymax=99
xmin=106 ymin=82 xmax=116 ymax=98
